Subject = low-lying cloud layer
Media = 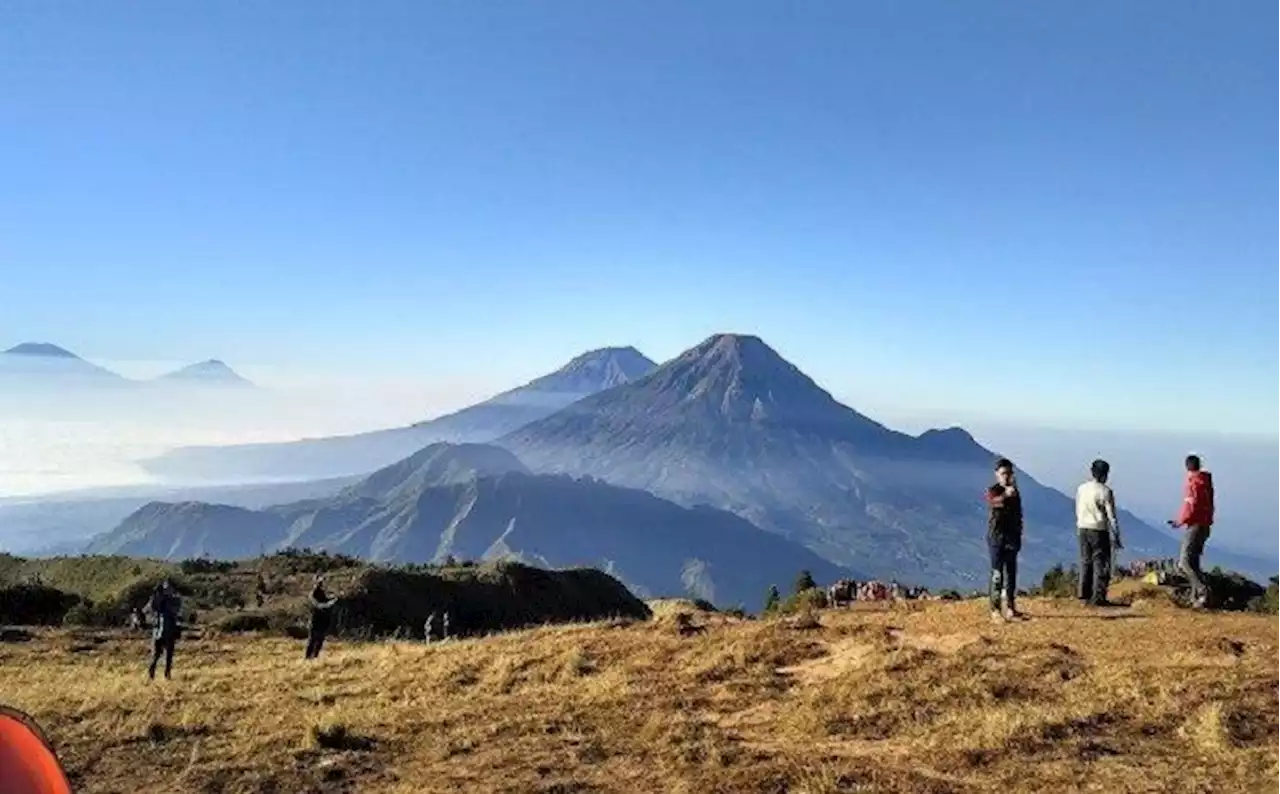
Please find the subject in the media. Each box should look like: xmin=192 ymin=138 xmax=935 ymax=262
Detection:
xmin=0 ymin=375 xmax=497 ymax=497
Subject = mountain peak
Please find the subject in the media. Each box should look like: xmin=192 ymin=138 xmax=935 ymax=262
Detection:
xmin=652 ymin=333 xmax=850 ymax=425
xmin=160 ymin=359 xmax=252 ymax=385
xmin=344 ymin=442 xmax=530 ymax=501
xmin=524 ymin=346 xmax=657 ymax=394
xmin=4 ymin=342 xmax=80 ymax=359
xmin=914 ymin=426 xmax=995 ymax=463
xmin=504 ymin=333 xmax=892 ymax=443
xmin=918 ymin=426 xmax=977 ymax=443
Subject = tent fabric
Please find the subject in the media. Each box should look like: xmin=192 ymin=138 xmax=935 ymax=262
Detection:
xmin=0 ymin=706 xmax=73 ymax=794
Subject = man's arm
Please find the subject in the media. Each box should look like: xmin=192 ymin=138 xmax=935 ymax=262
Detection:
xmin=984 ymin=485 xmax=1005 ymax=507
xmin=1174 ymin=478 xmax=1196 ymax=527
xmin=1105 ymin=488 xmax=1122 ymax=548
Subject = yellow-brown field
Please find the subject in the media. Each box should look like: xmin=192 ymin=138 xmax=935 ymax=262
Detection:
xmin=2 ymin=591 xmax=1276 ymax=794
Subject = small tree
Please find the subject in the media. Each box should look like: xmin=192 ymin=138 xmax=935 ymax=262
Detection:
xmin=763 ymin=585 xmax=781 ymax=614
xmin=793 ymin=570 xmax=817 ymax=595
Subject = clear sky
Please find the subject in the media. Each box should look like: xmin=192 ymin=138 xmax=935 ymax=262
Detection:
xmin=1 ymin=1 xmax=1276 ymax=435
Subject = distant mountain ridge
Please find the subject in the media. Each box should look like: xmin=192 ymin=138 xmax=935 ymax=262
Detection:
xmin=2 ymin=342 xmax=249 ymax=388
xmin=141 ymin=346 xmax=659 ymax=482
xmin=5 ymin=343 xmax=82 ymax=359
xmin=500 ymin=333 xmax=1195 ymax=588
xmin=91 ymin=442 xmax=850 ymax=609
xmin=1 ymin=342 xmax=125 ymax=381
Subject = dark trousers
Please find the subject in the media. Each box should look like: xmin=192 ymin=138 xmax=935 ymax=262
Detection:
xmin=149 ymin=635 xmax=176 ymax=679
xmin=305 ymin=620 xmax=329 ymax=659
xmin=1078 ymin=529 xmax=1112 ymax=604
xmin=988 ymin=541 xmax=1018 ymax=613
xmin=1180 ymin=525 xmax=1212 ymax=604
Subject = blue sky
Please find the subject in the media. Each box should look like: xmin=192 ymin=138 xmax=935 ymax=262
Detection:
xmin=1 ymin=1 xmax=1275 ymax=435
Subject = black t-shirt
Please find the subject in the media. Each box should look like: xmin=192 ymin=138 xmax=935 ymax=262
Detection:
xmin=310 ymin=585 xmax=330 ymax=619
xmin=987 ymin=484 xmax=1024 ymax=545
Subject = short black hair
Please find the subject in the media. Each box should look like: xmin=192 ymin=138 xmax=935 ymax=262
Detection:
xmin=1090 ymin=459 xmax=1110 ymax=481
xmin=994 ymin=457 xmax=1014 ymax=472
xmin=1185 ymin=454 xmax=1201 ymax=471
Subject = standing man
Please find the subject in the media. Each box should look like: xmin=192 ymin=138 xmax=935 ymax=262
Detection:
xmin=985 ymin=458 xmax=1027 ymax=623
xmin=1171 ymin=454 xmax=1215 ymax=608
xmin=1075 ymin=459 xmax=1123 ymax=606
xmin=304 ymin=574 xmax=338 ymax=660
xmin=147 ymin=579 xmax=181 ymax=680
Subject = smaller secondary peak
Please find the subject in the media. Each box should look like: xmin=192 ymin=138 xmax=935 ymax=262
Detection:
xmin=918 ymin=426 xmax=977 ymax=443
xmin=160 ymin=359 xmax=252 ymax=385
xmin=533 ymin=346 xmax=657 ymax=392
xmin=4 ymin=342 xmax=81 ymax=359
xmin=559 ymin=346 xmax=653 ymax=371
xmin=915 ymin=426 xmax=994 ymax=463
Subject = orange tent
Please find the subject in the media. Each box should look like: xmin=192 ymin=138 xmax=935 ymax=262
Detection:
xmin=0 ymin=706 xmax=73 ymax=794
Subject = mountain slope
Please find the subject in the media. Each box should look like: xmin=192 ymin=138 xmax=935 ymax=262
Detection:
xmin=501 ymin=333 xmax=1192 ymax=589
xmin=85 ymin=501 xmax=287 ymax=559
xmin=91 ymin=443 xmax=849 ymax=609
xmin=139 ymin=347 xmax=658 ymax=482
xmin=157 ymin=359 xmax=254 ymax=387
xmin=0 ymin=342 xmax=125 ymax=381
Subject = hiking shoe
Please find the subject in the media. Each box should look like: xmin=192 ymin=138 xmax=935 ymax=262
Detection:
xmin=1004 ymin=609 xmax=1030 ymax=621
xmin=990 ymin=610 xmax=1006 ymax=624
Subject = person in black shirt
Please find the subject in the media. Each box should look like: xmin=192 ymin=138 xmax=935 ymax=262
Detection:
xmin=147 ymin=579 xmax=181 ymax=679
xmin=304 ymin=574 xmax=337 ymax=660
xmin=985 ymin=458 xmax=1027 ymax=623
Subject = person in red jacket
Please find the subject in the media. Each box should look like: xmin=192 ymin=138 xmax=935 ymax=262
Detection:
xmin=1170 ymin=454 xmax=1215 ymax=608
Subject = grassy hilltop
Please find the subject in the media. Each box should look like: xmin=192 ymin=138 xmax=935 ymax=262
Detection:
xmin=1 ymin=581 xmax=1275 ymax=794
xmin=0 ymin=551 xmax=651 ymax=638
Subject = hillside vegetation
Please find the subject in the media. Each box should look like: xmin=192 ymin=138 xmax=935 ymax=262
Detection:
xmin=0 ymin=551 xmax=649 ymax=637
xmin=1 ymin=592 xmax=1274 ymax=793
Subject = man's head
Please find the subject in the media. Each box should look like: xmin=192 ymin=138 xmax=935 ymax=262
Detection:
xmin=1090 ymin=458 xmax=1111 ymax=483
xmin=160 ymin=579 xmax=172 ymax=592
xmin=1185 ymin=454 xmax=1202 ymax=472
xmin=994 ymin=458 xmax=1015 ymax=486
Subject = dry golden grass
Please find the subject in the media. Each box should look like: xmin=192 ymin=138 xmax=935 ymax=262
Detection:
xmin=1 ymin=597 xmax=1275 ymax=793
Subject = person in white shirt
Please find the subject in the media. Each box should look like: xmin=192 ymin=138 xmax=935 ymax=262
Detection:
xmin=1075 ymin=459 xmax=1122 ymax=606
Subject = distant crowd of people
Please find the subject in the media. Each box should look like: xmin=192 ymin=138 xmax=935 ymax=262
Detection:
xmin=827 ymin=578 xmax=932 ymax=605
xmin=1118 ymin=557 xmax=1181 ymax=581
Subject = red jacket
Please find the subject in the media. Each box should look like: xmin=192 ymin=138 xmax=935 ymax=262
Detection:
xmin=1176 ymin=471 xmax=1214 ymax=527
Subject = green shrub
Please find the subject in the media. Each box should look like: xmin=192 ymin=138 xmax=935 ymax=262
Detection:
xmin=1037 ymin=564 xmax=1079 ymax=598
xmin=213 ymin=612 xmax=273 ymax=633
xmin=61 ymin=600 xmax=120 ymax=627
xmin=179 ymin=557 xmax=236 ymax=575
xmin=0 ymin=583 xmax=82 ymax=625
xmin=775 ymin=587 xmax=828 ymax=615
xmin=763 ymin=585 xmax=781 ymax=614
xmin=1255 ymin=577 xmax=1280 ymax=615
xmin=1201 ymin=570 xmax=1266 ymax=612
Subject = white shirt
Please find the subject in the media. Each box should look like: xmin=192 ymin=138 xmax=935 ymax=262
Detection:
xmin=1075 ymin=480 xmax=1119 ymax=535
